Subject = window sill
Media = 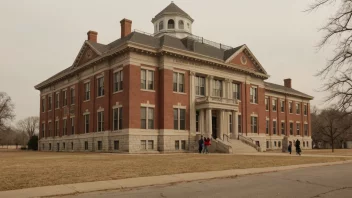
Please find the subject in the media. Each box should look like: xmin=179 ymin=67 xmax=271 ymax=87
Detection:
xmin=250 ymin=103 xmax=258 ymax=105
xmin=113 ymin=90 xmax=123 ymax=95
xmin=83 ymin=100 xmax=90 ymax=103
xmin=141 ymin=89 xmax=155 ymax=92
xmin=71 ymin=104 xmax=75 ymax=106
xmin=173 ymin=91 xmax=186 ymax=95
xmin=96 ymin=96 xmax=105 ymax=99
xmin=48 ymin=110 xmax=52 ymax=112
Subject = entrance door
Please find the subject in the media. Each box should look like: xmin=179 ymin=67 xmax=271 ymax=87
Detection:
xmin=212 ymin=116 xmax=217 ymax=139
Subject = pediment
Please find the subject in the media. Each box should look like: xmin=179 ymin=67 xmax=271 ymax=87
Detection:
xmin=225 ymin=45 xmax=267 ymax=75
xmin=72 ymin=41 xmax=101 ymax=68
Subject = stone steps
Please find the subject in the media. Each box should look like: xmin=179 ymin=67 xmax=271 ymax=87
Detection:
xmin=229 ymin=139 xmax=258 ymax=153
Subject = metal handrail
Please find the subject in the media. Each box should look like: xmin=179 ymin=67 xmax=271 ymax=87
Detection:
xmin=223 ymin=134 xmax=230 ymax=143
xmin=238 ymin=134 xmax=260 ymax=151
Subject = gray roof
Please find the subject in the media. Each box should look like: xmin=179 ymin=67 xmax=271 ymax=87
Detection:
xmin=265 ymin=82 xmax=313 ymax=99
xmin=152 ymin=2 xmax=193 ymax=22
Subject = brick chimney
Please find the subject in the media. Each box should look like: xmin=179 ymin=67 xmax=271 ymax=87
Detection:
xmin=284 ymin=78 xmax=292 ymax=88
xmin=87 ymin=31 xmax=98 ymax=42
xmin=120 ymin=18 xmax=132 ymax=38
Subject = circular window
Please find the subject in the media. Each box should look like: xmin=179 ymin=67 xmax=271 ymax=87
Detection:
xmin=240 ymin=55 xmax=247 ymax=65
xmin=86 ymin=49 xmax=93 ymax=59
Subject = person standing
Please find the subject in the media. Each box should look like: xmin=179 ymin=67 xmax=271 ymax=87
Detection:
xmin=203 ymin=137 xmax=211 ymax=154
xmin=295 ymin=139 xmax=301 ymax=156
xmin=198 ymin=136 xmax=204 ymax=154
xmin=288 ymin=141 xmax=292 ymax=154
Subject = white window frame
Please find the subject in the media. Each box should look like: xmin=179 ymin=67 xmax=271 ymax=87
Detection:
xmin=41 ymin=98 xmax=46 ymax=112
xmin=97 ymin=77 xmax=105 ymax=97
xmin=97 ymin=111 xmax=104 ymax=132
xmin=41 ymin=123 xmax=45 ymax=138
xmin=304 ymin=104 xmax=308 ymax=116
xmin=84 ymin=114 xmax=90 ymax=133
xmin=55 ymin=120 xmax=59 ymax=137
xmin=55 ymin=92 xmax=60 ymax=109
xmin=70 ymin=88 xmax=75 ymax=105
xmin=289 ymin=101 xmax=293 ymax=114
xmin=289 ymin=121 xmax=294 ymax=135
xmin=232 ymin=83 xmax=241 ymax=100
xmin=213 ymin=79 xmax=222 ymax=97
xmin=281 ymin=100 xmax=285 ymax=112
xmin=63 ymin=119 xmax=67 ymax=136
xmin=265 ymin=119 xmax=269 ymax=134
xmin=173 ymin=72 xmax=185 ymax=93
xmin=141 ymin=68 xmax=155 ymax=91
xmin=113 ymin=70 xmax=123 ymax=92
xmin=141 ymin=105 xmax=155 ymax=129
xmin=48 ymin=95 xmax=52 ymax=111
xmin=304 ymin=123 xmax=308 ymax=136
xmin=70 ymin=117 xmax=75 ymax=135
xmin=272 ymin=120 xmax=277 ymax=134
xmin=296 ymin=103 xmax=301 ymax=114
xmin=272 ymin=99 xmax=277 ymax=112
xmin=62 ymin=90 xmax=67 ymax=106
xmin=173 ymin=107 xmax=186 ymax=130
xmin=265 ymin=97 xmax=269 ymax=111
xmin=48 ymin=121 xmax=52 ymax=137
xmin=281 ymin=121 xmax=285 ymax=135
xmin=195 ymin=76 xmax=205 ymax=96
xmin=250 ymin=86 xmax=258 ymax=104
xmin=84 ymin=82 xmax=90 ymax=101
xmin=296 ymin=122 xmax=301 ymax=135
xmin=113 ymin=106 xmax=123 ymax=131
xmin=250 ymin=116 xmax=258 ymax=133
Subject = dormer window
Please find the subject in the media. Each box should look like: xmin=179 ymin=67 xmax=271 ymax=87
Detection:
xmin=178 ymin=20 xmax=184 ymax=29
xmin=168 ymin=19 xmax=175 ymax=29
xmin=159 ymin=21 xmax=164 ymax=30
xmin=187 ymin=23 xmax=190 ymax=29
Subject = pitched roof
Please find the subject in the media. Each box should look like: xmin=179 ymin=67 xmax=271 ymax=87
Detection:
xmin=264 ymin=82 xmax=313 ymax=99
xmin=152 ymin=2 xmax=193 ymax=22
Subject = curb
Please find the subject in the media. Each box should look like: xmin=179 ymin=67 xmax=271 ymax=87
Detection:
xmin=1 ymin=160 xmax=351 ymax=198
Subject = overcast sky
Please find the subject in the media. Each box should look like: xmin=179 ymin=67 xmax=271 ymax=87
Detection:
xmin=0 ymin=0 xmax=335 ymax=123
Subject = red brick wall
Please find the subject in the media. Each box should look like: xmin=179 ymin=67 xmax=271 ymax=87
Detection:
xmin=229 ymin=52 xmax=257 ymax=71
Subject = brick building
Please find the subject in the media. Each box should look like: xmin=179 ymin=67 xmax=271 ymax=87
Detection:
xmin=35 ymin=2 xmax=313 ymax=153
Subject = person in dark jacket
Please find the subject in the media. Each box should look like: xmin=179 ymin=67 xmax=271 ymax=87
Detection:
xmin=198 ymin=136 xmax=204 ymax=154
xmin=288 ymin=141 xmax=292 ymax=154
xmin=295 ymin=139 xmax=301 ymax=156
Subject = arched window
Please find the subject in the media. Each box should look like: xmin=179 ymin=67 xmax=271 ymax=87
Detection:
xmin=274 ymin=141 xmax=277 ymax=147
xmin=159 ymin=21 xmax=164 ymax=31
xmin=178 ymin=20 xmax=184 ymax=29
xmin=303 ymin=142 xmax=306 ymax=147
xmin=307 ymin=141 xmax=309 ymax=148
xmin=278 ymin=141 xmax=281 ymax=148
xmin=168 ymin=19 xmax=175 ymax=29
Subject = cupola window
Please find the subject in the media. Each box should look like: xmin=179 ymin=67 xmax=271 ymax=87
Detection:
xmin=168 ymin=19 xmax=175 ymax=29
xmin=159 ymin=21 xmax=164 ymax=30
xmin=178 ymin=20 xmax=184 ymax=29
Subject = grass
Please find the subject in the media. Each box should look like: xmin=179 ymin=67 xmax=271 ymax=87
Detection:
xmin=0 ymin=151 xmax=348 ymax=191
xmin=303 ymin=149 xmax=352 ymax=156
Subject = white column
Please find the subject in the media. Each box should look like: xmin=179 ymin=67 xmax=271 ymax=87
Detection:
xmin=219 ymin=110 xmax=225 ymax=139
xmin=190 ymin=71 xmax=196 ymax=134
xmin=228 ymin=80 xmax=232 ymax=99
xmin=222 ymin=80 xmax=226 ymax=98
xmin=206 ymin=108 xmax=212 ymax=138
xmin=199 ymin=109 xmax=205 ymax=135
xmin=233 ymin=110 xmax=239 ymax=139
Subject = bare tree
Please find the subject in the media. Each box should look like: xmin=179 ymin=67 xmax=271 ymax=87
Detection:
xmin=0 ymin=92 xmax=15 ymax=132
xmin=307 ymin=1 xmax=352 ymax=112
xmin=17 ymin=116 xmax=39 ymax=139
xmin=312 ymin=107 xmax=352 ymax=152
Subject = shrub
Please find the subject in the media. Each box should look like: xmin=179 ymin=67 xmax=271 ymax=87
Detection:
xmin=27 ymin=135 xmax=38 ymax=151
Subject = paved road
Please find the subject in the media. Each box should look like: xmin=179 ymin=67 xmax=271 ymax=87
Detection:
xmin=59 ymin=163 xmax=352 ymax=198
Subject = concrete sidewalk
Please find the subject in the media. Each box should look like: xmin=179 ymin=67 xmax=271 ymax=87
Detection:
xmin=1 ymin=160 xmax=352 ymax=198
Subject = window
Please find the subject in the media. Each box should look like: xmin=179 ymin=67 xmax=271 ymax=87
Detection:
xmin=84 ymin=82 xmax=90 ymax=101
xmin=97 ymin=141 xmax=102 ymax=150
xmin=48 ymin=121 xmax=52 ymax=137
xmin=174 ymin=108 xmax=186 ymax=130
xmin=168 ymin=19 xmax=175 ymax=29
xmin=62 ymin=90 xmax=67 ymax=106
xmin=63 ymin=142 xmax=66 ymax=150
xmin=70 ymin=88 xmax=75 ymax=105
xmin=250 ymin=86 xmax=258 ymax=103
xmin=57 ymin=143 xmax=60 ymax=151
xmin=55 ymin=93 xmax=60 ymax=109
xmin=97 ymin=77 xmax=104 ymax=97
xmin=233 ymin=83 xmax=241 ymax=100
xmin=273 ymin=120 xmax=277 ymax=134
xmin=149 ymin=140 xmax=154 ymax=150
xmin=84 ymin=141 xmax=88 ymax=150
xmin=84 ymin=114 xmax=90 ymax=133
xmin=173 ymin=72 xmax=184 ymax=92
xmin=175 ymin=141 xmax=180 ymax=150
xmin=304 ymin=104 xmax=308 ymax=116
xmin=307 ymin=141 xmax=309 ymax=147
xmin=195 ymin=76 xmax=205 ymax=96
xmin=304 ymin=124 xmax=308 ymax=136
xmin=229 ymin=114 xmax=233 ymax=133
xmin=178 ymin=20 xmax=184 ymax=29
xmin=281 ymin=122 xmax=285 ymax=135
xmin=71 ymin=142 xmax=74 ymax=150
xmin=265 ymin=98 xmax=269 ymax=111
xmin=272 ymin=99 xmax=277 ymax=111
xmin=196 ymin=111 xmax=199 ymax=132
xmin=159 ymin=21 xmax=164 ymax=30
xmin=48 ymin=96 xmax=52 ymax=110
xmin=181 ymin=140 xmax=186 ymax=150
xmin=41 ymin=98 xmax=45 ymax=112
xmin=55 ymin=120 xmax=59 ymax=136
xmin=266 ymin=141 xmax=269 ymax=148
xmin=296 ymin=123 xmax=300 ymax=135
xmin=114 ymin=140 xmax=119 ymax=150
xmin=114 ymin=70 xmax=123 ymax=92
xmin=113 ymin=107 xmax=123 ymax=130
xmin=251 ymin=116 xmax=258 ymax=133
xmin=303 ymin=141 xmax=306 ymax=147
xmin=213 ymin=79 xmax=222 ymax=97
xmin=238 ymin=115 xmax=242 ymax=133
xmin=266 ymin=120 xmax=269 ymax=134
xmin=42 ymin=144 xmax=44 ymax=150
xmin=97 ymin=111 xmax=104 ymax=132
xmin=290 ymin=122 xmax=293 ymax=135
xmin=63 ymin=119 xmax=67 ymax=136
xmin=141 ymin=140 xmax=147 ymax=150
xmin=141 ymin=107 xmax=154 ymax=129
xmin=274 ymin=141 xmax=277 ymax=147
xmin=289 ymin=102 xmax=292 ymax=113
xmin=141 ymin=69 xmax=154 ymax=90
xmin=296 ymin=103 xmax=301 ymax=114
xmin=70 ymin=117 xmax=75 ymax=135
xmin=278 ymin=141 xmax=281 ymax=148
xmin=41 ymin=123 xmax=45 ymax=138
xmin=49 ymin=143 xmax=52 ymax=150
xmin=281 ymin=100 xmax=285 ymax=112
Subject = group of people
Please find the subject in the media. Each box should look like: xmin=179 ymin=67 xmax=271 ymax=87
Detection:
xmin=288 ymin=139 xmax=302 ymax=155
xmin=198 ymin=136 xmax=211 ymax=154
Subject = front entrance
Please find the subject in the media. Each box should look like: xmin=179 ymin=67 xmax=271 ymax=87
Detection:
xmin=212 ymin=116 xmax=217 ymax=139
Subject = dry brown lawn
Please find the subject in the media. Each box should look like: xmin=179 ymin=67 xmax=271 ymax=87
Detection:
xmin=303 ymin=149 xmax=352 ymax=156
xmin=0 ymin=151 xmax=348 ymax=191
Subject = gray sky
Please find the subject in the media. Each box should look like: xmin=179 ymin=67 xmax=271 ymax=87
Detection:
xmin=0 ymin=0 xmax=335 ymax=123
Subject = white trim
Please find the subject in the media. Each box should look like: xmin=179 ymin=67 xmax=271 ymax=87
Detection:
xmin=173 ymin=69 xmax=186 ymax=74
xmin=83 ymin=109 xmax=90 ymax=115
xmin=112 ymin=102 xmax=123 ymax=109
xmin=95 ymin=72 xmax=104 ymax=79
xmin=141 ymin=66 xmax=156 ymax=71
xmin=97 ymin=107 xmax=104 ymax=112
xmin=113 ymin=67 xmax=123 ymax=73
xmin=141 ymin=101 xmax=155 ymax=108
xmin=173 ymin=102 xmax=186 ymax=109
xmin=83 ymin=79 xmax=91 ymax=84
xmin=250 ymin=112 xmax=258 ymax=117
